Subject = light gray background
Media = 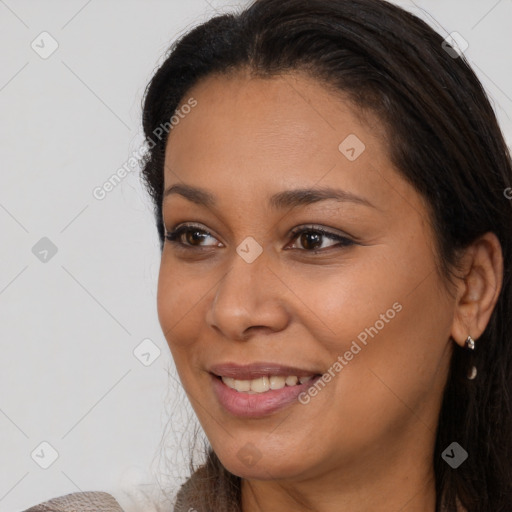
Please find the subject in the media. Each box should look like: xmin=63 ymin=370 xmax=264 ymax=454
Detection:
xmin=1 ymin=1 xmax=511 ymax=511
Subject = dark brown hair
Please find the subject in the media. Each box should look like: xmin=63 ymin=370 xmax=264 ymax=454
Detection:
xmin=140 ymin=0 xmax=512 ymax=510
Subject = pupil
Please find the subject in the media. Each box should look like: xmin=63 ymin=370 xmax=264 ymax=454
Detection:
xmin=301 ymin=232 xmax=321 ymax=250
xmin=188 ymin=230 xmax=205 ymax=245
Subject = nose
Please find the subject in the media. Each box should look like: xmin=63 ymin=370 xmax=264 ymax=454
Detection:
xmin=205 ymin=249 xmax=290 ymax=341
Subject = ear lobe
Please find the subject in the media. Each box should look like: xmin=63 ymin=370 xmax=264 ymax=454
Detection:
xmin=450 ymin=232 xmax=503 ymax=346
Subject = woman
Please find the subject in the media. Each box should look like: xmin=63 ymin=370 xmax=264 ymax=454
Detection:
xmin=24 ymin=0 xmax=512 ymax=511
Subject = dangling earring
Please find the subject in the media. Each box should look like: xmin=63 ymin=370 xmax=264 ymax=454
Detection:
xmin=465 ymin=335 xmax=477 ymax=380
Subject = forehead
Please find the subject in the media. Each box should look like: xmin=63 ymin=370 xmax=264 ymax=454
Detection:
xmin=162 ymin=70 xmax=402 ymax=213
xmin=167 ymin=69 xmax=385 ymax=155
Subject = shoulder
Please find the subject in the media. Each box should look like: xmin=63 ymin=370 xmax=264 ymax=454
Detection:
xmin=22 ymin=491 xmax=124 ymax=512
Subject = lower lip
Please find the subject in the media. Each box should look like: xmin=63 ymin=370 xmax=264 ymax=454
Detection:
xmin=210 ymin=374 xmax=321 ymax=418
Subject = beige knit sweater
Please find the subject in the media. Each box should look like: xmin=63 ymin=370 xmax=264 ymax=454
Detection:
xmin=22 ymin=492 xmax=125 ymax=512
xmin=20 ymin=467 xmax=232 ymax=512
xmin=20 ymin=483 xmax=467 ymax=511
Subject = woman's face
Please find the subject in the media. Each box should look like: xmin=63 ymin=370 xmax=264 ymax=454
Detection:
xmin=157 ymin=70 xmax=456 ymax=483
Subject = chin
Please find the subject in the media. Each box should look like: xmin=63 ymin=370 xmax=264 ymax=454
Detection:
xmin=216 ymin=446 xmax=310 ymax=481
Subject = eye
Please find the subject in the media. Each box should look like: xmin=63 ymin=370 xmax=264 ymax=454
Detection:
xmin=165 ymin=224 xmax=222 ymax=249
xmin=287 ymin=225 xmax=355 ymax=252
xmin=164 ymin=223 xmax=355 ymax=252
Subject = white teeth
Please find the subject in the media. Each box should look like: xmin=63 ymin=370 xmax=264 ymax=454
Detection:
xmin=251 ymin=376 xmax=270 ymax=393
xmin=285 ymin=376 xmax=298 ymax=386
xmin=269 ymin=376 xmax=286 ymax=390
xmin=222 ymin=377 xmax=235 ymax=388
xmin=221 ymin=375 xmax=315 ymax=393
xmin=234 ymin=379 xmax=251 ymax=392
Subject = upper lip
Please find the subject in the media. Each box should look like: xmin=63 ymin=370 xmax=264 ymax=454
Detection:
xmin=209 ymin=362 xmax=322 ymax=380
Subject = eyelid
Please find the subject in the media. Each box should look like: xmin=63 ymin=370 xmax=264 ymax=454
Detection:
xmin=288 ymin=224 xmax=352 ymax=240
xmin=165 ymin=222 xmax=222 ymax=247
xmin=166 ymin=222 xmax=212 ymax=236
xmin=287 ymin=224 xmax=355 ymax=250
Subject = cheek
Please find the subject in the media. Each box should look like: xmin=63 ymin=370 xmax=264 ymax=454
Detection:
xmin=281 ymin=253 xmax=404 ymax=354
xmin=156 ymin=260 xmax=212 ymax=401
xmin=156 ymin=256 xmax=208 ymax=350
xmin=287 ymin=247 xmax=453 ymax=420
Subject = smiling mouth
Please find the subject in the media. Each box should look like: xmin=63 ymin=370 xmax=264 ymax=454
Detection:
xmin=214 ymin=374 xmax=322 ymax=394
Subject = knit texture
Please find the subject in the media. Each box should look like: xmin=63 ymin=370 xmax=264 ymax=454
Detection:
xmin=22 ymin=491 xmax=124 ymax=512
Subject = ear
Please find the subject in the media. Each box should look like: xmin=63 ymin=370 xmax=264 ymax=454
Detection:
xmin=450 ymin=232 xmax=504 ymax=347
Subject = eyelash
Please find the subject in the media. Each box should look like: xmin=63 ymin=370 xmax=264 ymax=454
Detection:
xmin=164 ymin=223 xmax=355 ymax=253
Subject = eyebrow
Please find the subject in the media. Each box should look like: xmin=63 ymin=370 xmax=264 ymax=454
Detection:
xmin=163 ymin=183 xmax=376 ymax=210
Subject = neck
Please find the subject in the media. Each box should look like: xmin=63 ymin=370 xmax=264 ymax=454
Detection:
xmin=240 ymin=436 xmax=438 ymax=512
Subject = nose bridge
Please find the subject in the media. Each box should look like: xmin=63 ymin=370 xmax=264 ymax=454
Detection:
xmin=207 ymin=243 xmax=288 ymax=340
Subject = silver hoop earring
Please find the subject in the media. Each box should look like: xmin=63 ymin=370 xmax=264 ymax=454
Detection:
xmin=465 ymin=335 xmax=477 ymax=380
